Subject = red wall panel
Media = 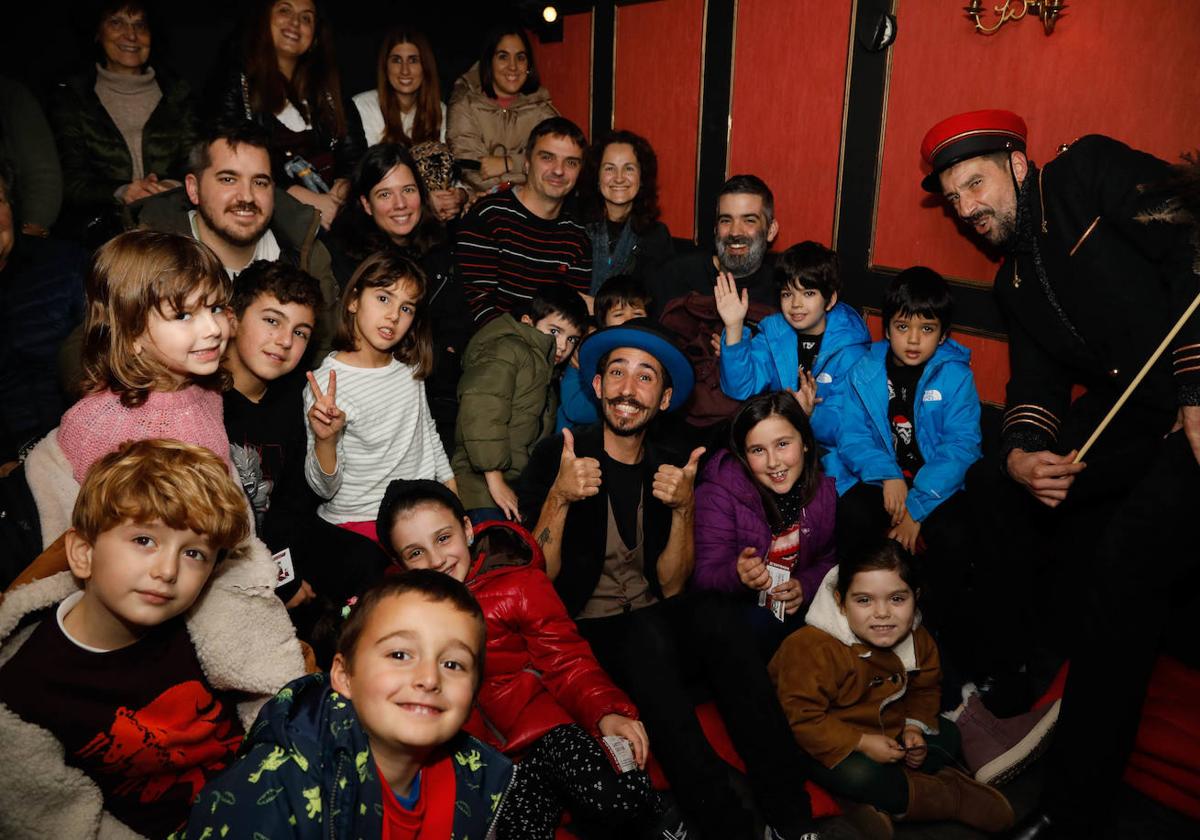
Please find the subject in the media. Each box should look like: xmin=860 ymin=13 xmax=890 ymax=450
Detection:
xmin=866 ymin=314 xmax=1009 ymax=406
xmin=728 ymin=0 xmax=852 ymax=248
xmin=873 ymin=0 xmax=1200 ymax=283
xmin=614 ymin=0 xmax=706 ymax=240
xmin=535 ymin=13 xmax=594 ymax=136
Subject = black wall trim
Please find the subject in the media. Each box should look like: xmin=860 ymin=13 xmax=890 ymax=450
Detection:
xmin=590 ymin=1 xmax=616 ymax=139
xmin=831 ymin=0 xmax=1007 ymax=337
xmin=693 ymin=0 xmax=737 ymax=248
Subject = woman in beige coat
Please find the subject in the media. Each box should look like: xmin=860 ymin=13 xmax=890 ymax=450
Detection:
xmin=447 ymin=25 xmax=558 ymax=194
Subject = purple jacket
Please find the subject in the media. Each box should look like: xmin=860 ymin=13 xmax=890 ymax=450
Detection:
xmin=692 ymin=449 xmax=837 ymax=604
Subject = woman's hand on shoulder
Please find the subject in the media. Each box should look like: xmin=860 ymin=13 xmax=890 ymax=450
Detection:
xmin=735 ymin=547 xmax=771 ymax=591
xmin=597 ymin=713 xmax=649 ymax=769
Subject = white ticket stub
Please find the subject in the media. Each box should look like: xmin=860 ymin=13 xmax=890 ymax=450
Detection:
xmin=757 ymin=562 xmax=793 ymax=622
xmin=601 ymin=735 xmax=638 ymax=773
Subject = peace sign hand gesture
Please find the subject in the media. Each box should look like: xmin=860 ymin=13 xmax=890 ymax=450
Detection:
xmin=306 ymin=370 xmax=346 ymax=442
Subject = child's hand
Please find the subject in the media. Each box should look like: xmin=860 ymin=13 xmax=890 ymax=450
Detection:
xmin=714 ymin=271 xmax=749 ymax=331
xmin=598 ymin=713 xmax=650 ymax=769
xmin=788 ymin=370 xmax=820 ymax=417
xmin=888 ymin=511 xmax=921 ymax=553
xmin=771 ymin=578 xmax=805 ymax=615
xmin=881 ymin=478 xmax=908 ymax=526
xmin=306 ymin=371 xmax=345 ymax=441
xmin=710 ymin=331 xmax=722 ymax=359
xmin=284 ymin=580 xmax=316 ymax=610
xmin=857 ymin=732 xmax=906 ymax=764
xmin=484 ymin=471 xmax=520 ymax=520
xmin=902 ymin=726 xmax=928 ymax=769
xmin=735 ymin=547 xmax=771 ymax=590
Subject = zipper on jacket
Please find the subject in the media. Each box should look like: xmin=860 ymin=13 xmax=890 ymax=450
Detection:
xmin=485 ymin=763 xmax=521 ymax=840
xmin=329 ymin=752 xmax=346 ymax=840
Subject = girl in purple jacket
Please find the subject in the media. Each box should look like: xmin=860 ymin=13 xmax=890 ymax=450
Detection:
xmin=692 ymin=391 xmax=837 ymax=656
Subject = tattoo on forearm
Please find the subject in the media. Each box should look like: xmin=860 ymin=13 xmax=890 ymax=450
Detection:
xmin=537 ymin=527 xmax=552 ymax=547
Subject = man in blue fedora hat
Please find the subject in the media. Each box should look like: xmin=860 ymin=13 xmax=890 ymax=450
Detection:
xmin=518 ymin=318 xmax=821 ymax=840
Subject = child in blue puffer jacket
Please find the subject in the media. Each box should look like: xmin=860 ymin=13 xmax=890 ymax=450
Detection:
xmin=717 ymin=241 xmax=870 ymax=483
xmin=833 ymin=267 xmax=982 ymax=686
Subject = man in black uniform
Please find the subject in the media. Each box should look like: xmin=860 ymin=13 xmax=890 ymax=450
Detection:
xmin=921 ymin=110 xmax=1200 ymax=838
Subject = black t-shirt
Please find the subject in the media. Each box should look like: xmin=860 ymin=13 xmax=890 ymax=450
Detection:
xmin=0 ymin=601 xmax=244 ymax=838
xmin=223 ymin=370 xmax=320 ymax=547
xmin=886 ymin=354 xmax=926 ymax=484
xmin=603 ymin=455 xmax=644 ymax=549
xmin=797 ymin=332 xmax=823 ymax=375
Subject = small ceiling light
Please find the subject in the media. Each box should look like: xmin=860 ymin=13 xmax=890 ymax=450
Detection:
xmin=543 ymin=5 xmax=558 ymax=24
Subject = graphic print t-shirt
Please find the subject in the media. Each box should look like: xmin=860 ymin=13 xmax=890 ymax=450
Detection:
xmin=885 ymin=355 xmax=926 ymax=483
xmin=0 ymin=594 xmax=244 ymax=837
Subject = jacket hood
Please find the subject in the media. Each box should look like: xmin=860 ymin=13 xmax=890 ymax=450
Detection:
xmin=805 ymin=566 xmax=923 ymax=672
xmin=863 ymin=335 xmax=972 ymax=375
xmin=823 ymin=302 xmax=873 ymax=353
xmin=248 ymin=673 xmax=368 ymax=771
xmin=470 ymin=313 xmax=555 ymax=364
xmin=450 ymin=62 xmax=553 ymax=110
xmin=125 ymin=186 xmax=320 ymax=258
xmin=467 ymin=519 xmax=545 ymax=582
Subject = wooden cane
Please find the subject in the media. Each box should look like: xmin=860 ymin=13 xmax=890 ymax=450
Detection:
xmin=1074 ymin=289 xmax=1200 ymax=462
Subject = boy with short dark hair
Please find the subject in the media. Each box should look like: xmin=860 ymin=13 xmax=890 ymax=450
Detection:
xmin=717 ymin=240 xmax=871 ymax=484
xmin=834 ymin=267 xmax=982 ymax=643
xmin=0 ymin=438 xmax=306 ymax=839
xmin=557 ymin=274 xmax=653 ymax=432
xmin=453 ymin=286 xmax=589 ymax=522
xmin=222 ymin=260 xmax=324 ymax=609
xmin=183 ymin=570 xmax=513 ymax=839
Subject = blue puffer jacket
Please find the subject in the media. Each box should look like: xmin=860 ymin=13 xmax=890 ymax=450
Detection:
xmin=719 ymin=302 xmax=871 ymax=480
xmin=181 ymin=673 xmax=513 ymax=839
xmin=833 ymin=340 xmax=982 ymax=520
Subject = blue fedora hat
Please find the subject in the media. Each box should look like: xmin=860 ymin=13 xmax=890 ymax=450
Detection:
xmin=577 ymin=318 xmax=694 ymax=411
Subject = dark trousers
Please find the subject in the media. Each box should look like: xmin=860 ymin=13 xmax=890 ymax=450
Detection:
xmin=799 ymin=721 xmax=962 ymax=814
xmin=294 ymin=515 xmax=392 ymax=605
xmin=496 ymin=724 xmax=657 ymax=840
xmin=576 ymin=593 xmax=814 ymax=840
xmin=1040 ymin=430 xmax=1200 ymax=833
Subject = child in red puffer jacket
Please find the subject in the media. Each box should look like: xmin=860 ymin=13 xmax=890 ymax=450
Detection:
xmin=376 ymin=478 xmax=671 ymax=840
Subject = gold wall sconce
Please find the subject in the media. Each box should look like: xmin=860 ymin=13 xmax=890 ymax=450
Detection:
xmin=964 ymin=0 xmax=1067 ymax=35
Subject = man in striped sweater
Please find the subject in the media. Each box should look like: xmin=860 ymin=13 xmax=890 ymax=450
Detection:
xmin=455 ymin=117 xmax=592 ymax=325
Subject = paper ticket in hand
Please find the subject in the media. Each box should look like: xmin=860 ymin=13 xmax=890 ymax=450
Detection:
xmin=600 ymin=735 xmax=638 ymax=774
xmin=272 ymin=548 xmax=296 ymax=588
xmin=757 ymin=562 xmax=793 ymax=622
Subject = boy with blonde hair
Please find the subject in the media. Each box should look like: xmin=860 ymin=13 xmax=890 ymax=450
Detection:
xmin=0 ymin=439 xmax=305 ymax=840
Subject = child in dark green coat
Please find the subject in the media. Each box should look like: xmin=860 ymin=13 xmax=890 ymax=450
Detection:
xmin=182 ymin=571 xmax=513 ymax=839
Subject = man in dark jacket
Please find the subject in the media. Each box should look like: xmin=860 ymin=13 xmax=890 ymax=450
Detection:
xmin=922 ymin=110 xmax=1200 ymax=838
xmin=647 ymin=173 xmax=779 ymax=318
xmin=518 ymin=320 xmax=819 ymax=840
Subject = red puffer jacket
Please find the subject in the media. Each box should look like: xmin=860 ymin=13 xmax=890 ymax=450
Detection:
xmin=463 ymin=521 xmax=639 ymax=755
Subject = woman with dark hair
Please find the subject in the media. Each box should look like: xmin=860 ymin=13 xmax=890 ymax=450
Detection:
xmin=50 ymin=0 xmax=197 ymax=239
xmin=211 ymin=0 xmax=365 ymax=228
xmin=446 ymin=24 xmax=557 ymax=194
xmin=328 ymin=143 xmax=470 ymax=449
xmin=351 ymin=27 xmax=466 ymax=221
xmin=692 ymin=390 xmax=837 ymax=656
xmin=580 ymin=130 xmax=674 ymax=293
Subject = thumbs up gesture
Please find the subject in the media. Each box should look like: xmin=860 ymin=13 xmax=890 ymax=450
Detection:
xmin=652 ymin=447 xmax=705 ymax=510
xmin=550 ymin=428 xmax=603 ymax=503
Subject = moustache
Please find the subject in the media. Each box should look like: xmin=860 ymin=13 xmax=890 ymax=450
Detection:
xmin=227 ymin=202 xmax=261 ymax=215
xmin=607 ymin=398 xmax=647 ymax=412
xmin=720 ymin=235 xmax=754 ymax=248
xmin=966 ymin=209 xmax=993 ymax=225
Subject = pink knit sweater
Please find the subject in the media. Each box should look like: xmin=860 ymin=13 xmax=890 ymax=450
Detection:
xmin=57 ymin=387 xmax=233 ymax=484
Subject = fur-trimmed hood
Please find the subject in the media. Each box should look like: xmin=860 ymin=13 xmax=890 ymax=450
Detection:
xmin=804 ymin=565 xmax=923 ymax=672
xmin=0 ymin=539 xmax=306 ymax=839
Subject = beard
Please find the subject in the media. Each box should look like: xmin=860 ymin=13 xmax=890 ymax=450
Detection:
xmin=197 ymin=200 xmax=269 ymax=248
xmin=967 ymin=207 xmax=1018 ymax=248
xmin=602 ymin=397 xmax=657 ymax=437
xmin=715 ymin=230 xmax=769 ymax=277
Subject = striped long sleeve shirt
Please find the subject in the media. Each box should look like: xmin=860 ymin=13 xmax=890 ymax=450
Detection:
xmin=455 ymin=188 xmax=592 ymax=324
xmin=304 ymin=354 xmax=453 ymax=523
